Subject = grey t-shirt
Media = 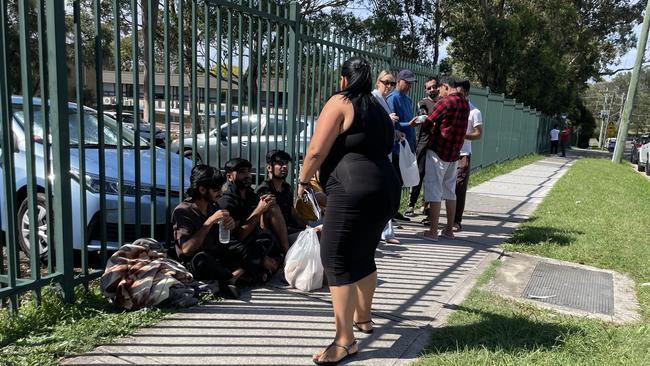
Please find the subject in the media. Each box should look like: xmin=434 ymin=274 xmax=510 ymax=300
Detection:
xmin=172 ymin=198 xmax=220 ymax=257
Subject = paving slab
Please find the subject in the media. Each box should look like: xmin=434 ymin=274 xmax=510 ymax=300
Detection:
xmin=63 ymin=157 xmax=573 ymax=366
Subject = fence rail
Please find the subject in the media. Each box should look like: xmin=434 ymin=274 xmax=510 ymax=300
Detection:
xmin=0 ymin=0 xmax=557 ymax=310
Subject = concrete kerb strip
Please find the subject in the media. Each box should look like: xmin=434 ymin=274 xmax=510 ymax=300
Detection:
xmin=483 ymin=252 xmax=641 ymax=324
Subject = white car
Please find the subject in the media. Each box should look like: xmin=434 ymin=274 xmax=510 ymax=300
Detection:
xmin=638 ymin=138 xmax=650 ymax=175
xmin=171 ymin=114 xmax=316 ymax=173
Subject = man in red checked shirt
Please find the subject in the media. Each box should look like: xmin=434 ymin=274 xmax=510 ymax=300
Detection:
xmin=411 ymin=75 xmax=469 ymax=242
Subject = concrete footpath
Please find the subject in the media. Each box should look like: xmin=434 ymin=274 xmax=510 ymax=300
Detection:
xmin=64 ymin=156 xmax=574 ymax=366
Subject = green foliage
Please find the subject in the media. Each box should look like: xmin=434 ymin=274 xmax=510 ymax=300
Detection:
xmin=415 ymin=158 xmax=650 ymax=366
xmin=0 ymin=284 xmax=167 ymax=365
xmin=312 ymin=0 xmax=445 ymax=65
xmin=583 ymin=69 xmax=650 ymax=138
xmin=444 ymin=0 xmax=642 ymax=115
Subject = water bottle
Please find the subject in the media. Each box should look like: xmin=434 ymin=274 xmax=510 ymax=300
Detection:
xmin=218 ymin=220 xmax=230 ymax=244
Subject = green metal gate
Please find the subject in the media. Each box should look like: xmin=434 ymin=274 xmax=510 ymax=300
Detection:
xmin=0 ymin=0 xmax=555 ymax=310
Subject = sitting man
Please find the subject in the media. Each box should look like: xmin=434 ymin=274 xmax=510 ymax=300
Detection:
xmin=172 ymin=165 xmax=246 ymax=298
xmin=255 ymin=150 xmax=306 ymax=236
xmin=218 ymin=158 xmax=290 ymax=276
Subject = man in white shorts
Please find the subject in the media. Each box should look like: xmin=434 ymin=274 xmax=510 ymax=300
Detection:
xmin=418 ymin=76 xmax=469 ymax=242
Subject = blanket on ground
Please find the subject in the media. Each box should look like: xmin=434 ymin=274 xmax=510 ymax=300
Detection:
xmin=100 ymin=238 xmax=194 ymax=310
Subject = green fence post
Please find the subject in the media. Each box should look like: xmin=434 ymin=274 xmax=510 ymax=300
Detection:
xmin=46 ymin=1 xmax=74 ymax=303
xmin=286 ymin=1 xmax=301 ymax=184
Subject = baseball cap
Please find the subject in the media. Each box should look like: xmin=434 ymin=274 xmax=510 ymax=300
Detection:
xmin=224 ymin=158 xmax=252 ymax=173
xmin=397 ymin=69 xmax=417 ymax=83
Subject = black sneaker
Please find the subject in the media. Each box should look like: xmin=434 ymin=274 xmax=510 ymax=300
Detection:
xmin=394 ymin=212 xmax=411 ymax=221
xmin=404 ymin=206 xmax=415 ymax=217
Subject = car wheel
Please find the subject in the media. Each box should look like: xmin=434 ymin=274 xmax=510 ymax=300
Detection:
xmin=646 ymin=157 xmax=650 ymax=176
xmin=638 ymin=161 xmax=645 ymax=172
xmin=17 ymin=192 xmax=49 ymax=260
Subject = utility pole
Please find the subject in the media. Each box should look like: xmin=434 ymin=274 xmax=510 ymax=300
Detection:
xmin=612 ymin=0 xmax=650 ymax=162
xmin=599 ymin=90 xmax=610 ymax=149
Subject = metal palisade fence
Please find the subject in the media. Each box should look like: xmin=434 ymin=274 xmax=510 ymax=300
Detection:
xmin=0 ymin=0 xmax=557 ymax=310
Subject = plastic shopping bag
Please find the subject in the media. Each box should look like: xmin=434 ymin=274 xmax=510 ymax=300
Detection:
xmin=399 ymin=139 xmax=420 ymax=187
xmin=284 ymin=227 xmax=324 ymax=291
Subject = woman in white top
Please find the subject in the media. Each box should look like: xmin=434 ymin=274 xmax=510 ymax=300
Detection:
xmin=372 ymin=71 xmax=401 ymax=245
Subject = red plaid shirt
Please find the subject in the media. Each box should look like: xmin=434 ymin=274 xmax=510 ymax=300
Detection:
xmin=423 ymin=93 xmax=470 ymax=162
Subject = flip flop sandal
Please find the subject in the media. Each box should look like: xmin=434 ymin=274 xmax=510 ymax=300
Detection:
xmin=353 ymin=320 xmax=375 ymax=334
xmin=313 ymin=340 xmax=358 ymax=366
xmin=416 ymin=232 xmax=439 ymax=243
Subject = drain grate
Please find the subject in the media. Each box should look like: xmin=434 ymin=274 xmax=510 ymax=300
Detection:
xmin=522 ymin=262 xmax=614 ymax=315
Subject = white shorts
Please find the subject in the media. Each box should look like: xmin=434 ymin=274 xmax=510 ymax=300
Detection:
xmin=424 ymin=149 xmax=458 ymax=202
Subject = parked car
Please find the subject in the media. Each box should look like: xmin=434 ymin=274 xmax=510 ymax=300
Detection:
xmin=606 ymin=137 xmax=617 ymax=153
xmin=104 ymin=111 xmax=166 ymax=147
xmin=0 ymin=96 xmax=192 ymax=259
xmin=638 ymin=135 xmax=650 ymax=175
xmin=171 ymin=114 xmax=316 ymax=172
xmin=630 ymin=134 xmax=649 ymax=165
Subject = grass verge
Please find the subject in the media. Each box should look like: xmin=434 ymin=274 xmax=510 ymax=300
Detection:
xmin=414 ymin=158 xmax=650 ymax=366
xmin=0 ymin=283 xmax=168 ymax=366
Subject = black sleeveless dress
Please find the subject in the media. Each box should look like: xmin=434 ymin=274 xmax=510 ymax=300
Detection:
xmin=319 ymin=95 xmax=401 ymax=286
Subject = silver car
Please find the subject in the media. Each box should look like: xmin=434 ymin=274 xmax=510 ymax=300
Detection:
xmin=172 ymin=114 xmax=315 ymax=171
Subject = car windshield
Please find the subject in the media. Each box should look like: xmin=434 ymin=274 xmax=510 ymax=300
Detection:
xmin=220 ymin=116 xmax=259 ymax=135
xmin=13 ymin=105 xmax=148 ymax=148
xmin=264 ymin=118 xmax=309 ymax=135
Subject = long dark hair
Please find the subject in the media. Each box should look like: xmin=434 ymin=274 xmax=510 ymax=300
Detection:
xmin=186 ymin=164 xmax=226 ymax=199
xmin=336 ymin=56 xmax=374 ymax=124
xmin=339 ymin=56 xmax=372 ymax=99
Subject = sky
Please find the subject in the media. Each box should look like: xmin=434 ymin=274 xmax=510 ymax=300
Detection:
xmin=604 ymin=24 xmax=645 ymax=81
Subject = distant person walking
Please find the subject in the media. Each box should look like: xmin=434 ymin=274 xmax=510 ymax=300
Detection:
xmin=560 ymin=125 xmax=571 ymax=157
xmin=298 ymin=57 xmax=400 ymax=365
xmin=453 ymin=79 xmax=482 ymax=232
xmin=550 ymin=124 xmax=560 ymax=154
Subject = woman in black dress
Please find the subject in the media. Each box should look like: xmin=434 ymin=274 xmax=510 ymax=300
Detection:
xmin=297 ymin=57 xmax=400 ymax=365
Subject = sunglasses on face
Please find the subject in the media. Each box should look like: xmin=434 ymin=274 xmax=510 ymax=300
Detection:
xmin=426 ymin=86 xmax=438 ymax=90
xmin=380 ymin=80 xmax=397 ymax=87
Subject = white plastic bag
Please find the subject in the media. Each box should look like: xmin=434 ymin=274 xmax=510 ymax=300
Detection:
xmin=284 ymin=228 xmax=324 ymax=291
xmin=399 ymin=139 xmax=420 ymax=187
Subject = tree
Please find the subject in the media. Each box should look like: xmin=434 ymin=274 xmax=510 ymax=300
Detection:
xmin=312 ymin=0 xmax=447 ymax=65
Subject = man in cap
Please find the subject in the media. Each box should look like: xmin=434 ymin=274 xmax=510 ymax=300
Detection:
xmin=387 ymin=69 xmax=420 ymax=221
